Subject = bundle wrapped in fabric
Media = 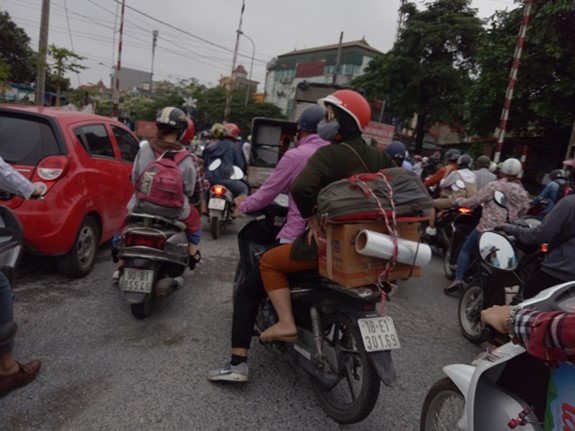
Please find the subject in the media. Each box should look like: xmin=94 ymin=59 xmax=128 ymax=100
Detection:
xmin=316 ymin=167 xmax=433 ymax=223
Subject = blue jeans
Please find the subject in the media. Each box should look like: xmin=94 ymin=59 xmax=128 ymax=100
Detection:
xmin=455 ymin=229 xmax=480 ymax=282
xmin=0 ymin=271 xmax=14 ymax=353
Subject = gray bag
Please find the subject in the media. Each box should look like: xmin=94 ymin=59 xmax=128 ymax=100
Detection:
xmin=316 ymin=167 xmax=433 ymax=223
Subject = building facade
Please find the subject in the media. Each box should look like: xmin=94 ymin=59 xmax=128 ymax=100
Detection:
xmin=264 ymin=39 xmax=382 ymax=119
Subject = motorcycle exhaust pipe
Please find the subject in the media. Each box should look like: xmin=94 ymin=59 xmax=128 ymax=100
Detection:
xmin=155 ymin=277 xmax=183 ymax=297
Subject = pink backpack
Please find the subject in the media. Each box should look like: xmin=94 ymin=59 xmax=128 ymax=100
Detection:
xmin=136 ymin=151 xmax=190 ymax=208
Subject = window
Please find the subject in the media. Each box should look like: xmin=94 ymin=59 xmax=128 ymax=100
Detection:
xmin=75 ymin=124 xmax=115 ymax=159
xmin=112 ymin=125 xmax=140 ymax=162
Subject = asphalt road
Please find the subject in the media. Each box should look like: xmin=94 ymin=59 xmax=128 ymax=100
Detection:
xmin=1 ymin=218 xmax=483 ymax=431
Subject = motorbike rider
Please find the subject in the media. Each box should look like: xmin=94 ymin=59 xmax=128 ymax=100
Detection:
xmin=501 ymin=180 xmax=575 ymax=299
xmin=481 ymin=305 xmax=575 ymax=363
xmin=423 ymin=149 xmax=460 ymax=191
xmin=0 ymin=155 xmax=43 ymax=397
xmin=412 ymin=155 xmax=423 ymax=177
xmin=425 ymin=154 xmax=476 ymax=236
xmin=529 ymin=168 xmax=567 ymax=217
xmin=202 ymin=122 xmax=249 ymax=198
xmin=207 ymin=105 xmax=327 ymax=382
xmin=126 ymin=107 xmax=202 ymax=270
xmin=473 ymin=155 xmax=497 ymax=190
xmin=257 ymin=89 xmax=397 ymax=343
xmin=385 ymin=141 xmax=410 ymax=170
xmin=444 ymin=158 xmax=530 ymax=294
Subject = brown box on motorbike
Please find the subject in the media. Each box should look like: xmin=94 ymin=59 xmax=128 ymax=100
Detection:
xmin=318 ymin=221 xmax=422 ymax=288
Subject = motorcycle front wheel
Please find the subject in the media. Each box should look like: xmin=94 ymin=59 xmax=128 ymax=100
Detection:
xmin=458 ymin=284 xmax=484 ymax=343
xmin=310 ymin=313 xmax=380 ymax=424
xmin=443 ymin=249 xmax=455 ymax=280
xmin=420 ymin=377 xmax=465 ymax=431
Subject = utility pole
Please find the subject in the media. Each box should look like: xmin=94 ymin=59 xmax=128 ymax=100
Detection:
xmin=150 ymin=30 xmax=158 ymax=93
xmin=223 ymin=0 xmax=245 ymax=122
xmin=112 ymin=0 xmax=126 ymax=119
xmin=332 ymin=32 xmax=343 ymax=85
xmin=35 ymin=0 xmax=50 ymax=106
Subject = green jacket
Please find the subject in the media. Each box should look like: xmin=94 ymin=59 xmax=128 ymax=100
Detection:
xmin=292 ymin=137 xmax=396 ymax=219
xmin=290 ymin=137 xmax=396 ymax=260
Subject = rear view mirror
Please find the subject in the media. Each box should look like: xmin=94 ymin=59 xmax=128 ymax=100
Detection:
xmin=451 ymin=179 xmax=466 ymax=191
xmin=479 ymin=231 xmax=517 ymax=271
xmin=230 ymin=166 xmax=244 ymax=180
xmin=208 ymin=159 xmax=222 ymax=171
xmin=494 ymin=190 xmax=507 ymax=208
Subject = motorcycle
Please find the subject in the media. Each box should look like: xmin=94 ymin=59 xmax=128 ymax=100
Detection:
xmin=206 ymin=160 xmax=245 ymax=239
xmin=442 ymin=205 xmax=482 ymax=280
xmin=457 ymin=228 xmax=545 ymax=343
xmin=420 ymin=239 xmax=575 ymax=431
xmin=117 ymin=212 xmax=188 ymax=319
xmin=0 ymin=206 xmax=24 ymax=343
xmin=234 ymin=199 xmax=403 ymax=424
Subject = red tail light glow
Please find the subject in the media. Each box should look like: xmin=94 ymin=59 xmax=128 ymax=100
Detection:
xmin=125 ymin=231 xmax=166 ymax=249
xmin=211 ymin=185 xmax=225 ymax=195
xmin=458 ymin=207 xmax=472 ymax=214
xmin=36 ymin=156 xmax=69 ymax=181
xmin=540 ymin=243 xmax=548 ymax=253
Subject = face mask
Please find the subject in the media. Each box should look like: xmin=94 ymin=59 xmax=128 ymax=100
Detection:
xmin=317 ymin=118 xmax=340 ymax=141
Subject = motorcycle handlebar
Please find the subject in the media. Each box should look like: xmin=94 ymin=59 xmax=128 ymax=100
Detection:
xmin=481 ymin=324 xmax=508 ymax=347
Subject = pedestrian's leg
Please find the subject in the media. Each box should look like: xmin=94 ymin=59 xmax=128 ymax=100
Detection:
xmin=0 ymin=272 xmax=16 ymax=375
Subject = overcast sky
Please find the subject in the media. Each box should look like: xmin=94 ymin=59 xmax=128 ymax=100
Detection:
xmin=3 ymin=0 xmax=517 ymax=89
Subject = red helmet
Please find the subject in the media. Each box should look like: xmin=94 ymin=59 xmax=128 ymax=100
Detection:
xmin=319 ymin=90 xmax=371 ymax=131
xmin=180 ymin=117 xmax=196 ymax=143
xmin=223 ymin=123 xmax=241 ymax=139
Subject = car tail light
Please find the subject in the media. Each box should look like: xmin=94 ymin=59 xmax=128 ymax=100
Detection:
xmin=124 ymin=231 xmax=166 ymax=249
xmin=458 ymin=207 xmax=472 ymax=214
xmin=36 ymin=156 xmax=69 ymax=181
xmin=211 ymin=185 xmax=225 ymax=196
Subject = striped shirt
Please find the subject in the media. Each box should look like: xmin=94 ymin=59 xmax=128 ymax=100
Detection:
xmin=0 ymin=156 xmax=35 ymax=199
xmin=514 ymin=308 xmax=575 ymax=363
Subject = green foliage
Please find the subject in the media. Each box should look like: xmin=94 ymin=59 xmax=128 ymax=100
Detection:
xmin=466 ymin=0 xmax=575 ymax=141
xmin=0 ymin=11 xmax=36 ymax=85
xmin=353 ymin=0 xmax=484 ymax=153
xmin=47 ymin=45 xmax=86 ymax=105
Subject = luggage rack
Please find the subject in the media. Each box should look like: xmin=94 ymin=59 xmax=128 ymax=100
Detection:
xmin=126 ymin=212 xmax=186 ymax=230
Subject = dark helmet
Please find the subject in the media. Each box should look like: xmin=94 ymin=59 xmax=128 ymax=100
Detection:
xmin=550 ymin=169 xmax=566 ymax=181
xmin=445 ymin=149 xmax=461 ymax=162
xmin=457 ymin=154 xmax=473 ymax=169
xmin=476 ymin=155 xmax=491 ymax=169
xmin=385 ymin=141 xmax=407 ymax=166
xmin=298 ymin=105 xmax=325 ymax=132
xmin=156 ymin=107 xmax=189 ymax=141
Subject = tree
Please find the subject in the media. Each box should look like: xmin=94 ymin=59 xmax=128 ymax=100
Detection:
xmin=0 ymin=11 xmax=36 ymax=85
xmin=353 ymin=0 xmax=484 ymax=154
xmin=0 ymin=54 xmax=10 ymax=99
xmin=466 ymin=0 xmax=575 ymax=142
xmin=47 ymin=45 xmax=86 ymax=106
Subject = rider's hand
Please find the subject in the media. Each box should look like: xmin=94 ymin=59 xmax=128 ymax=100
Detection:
xmin=480 ymin=305 xmax=511 ymax=335
xmin=500 ymin=223 xmax=515 ymax=235
xmin=307 ymin=216 xmax=320 ymax=246
xmin=30 ymin=183 xmax=46 ymax=199
xmin=233 ymin=195 xmax=247 ymax=216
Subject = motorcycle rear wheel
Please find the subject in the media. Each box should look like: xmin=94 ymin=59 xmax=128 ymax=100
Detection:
xmin=442 ymin=249 xmax=455 ymax=280
xmin=210 ymin=216 xmax=221 ymax=239
xmin=458 ymin=284 xmax=484 ymax=343
xmin=310 ymin=313 xmax=380 ymax=424
xmin=420 ymin=377 xmax=465 ymax=431
xmin=130 ymin=294 xmax=154 ymax=320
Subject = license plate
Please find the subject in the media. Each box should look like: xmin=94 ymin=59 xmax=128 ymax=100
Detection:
xmin=208 ymin=198 xmax=226 ymax=210
xmin=120 ymin=268 xmax=154 ymax=293
xmin=358 ymin=316 xmax=401 ymax=352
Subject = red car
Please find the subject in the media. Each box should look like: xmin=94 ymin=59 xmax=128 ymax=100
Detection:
xmin=0 ymin=105 xmax=140 ymax=278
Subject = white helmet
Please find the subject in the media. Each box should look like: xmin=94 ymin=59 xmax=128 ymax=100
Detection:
xmin=501 ymin=158 xmax=522 ymax=176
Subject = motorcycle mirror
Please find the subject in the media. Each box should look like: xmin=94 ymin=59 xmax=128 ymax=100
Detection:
xmin=208 ymin=158 xmax=222 ymax=171
xmin=273 ymin=193 xmax=289 ymax=208
xmin=230 ymin=166 xmax=244 ymax=180
xmin=494 ymin=190 xmax=507 ymax=208
xmin=451 ymin=179 xmax=466 ymax=191
xmin=478 ymin=231 xmax=518 ymax=271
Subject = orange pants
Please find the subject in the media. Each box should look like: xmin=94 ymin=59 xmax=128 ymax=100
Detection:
xmin=260 ymin=243 xmax=318 ymax=292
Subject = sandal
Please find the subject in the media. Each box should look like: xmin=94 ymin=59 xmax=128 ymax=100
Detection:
xmin=188 ymin=250 xmax=201 ymax=270
xmin=0 ymin=359 xmax=41 ymax=398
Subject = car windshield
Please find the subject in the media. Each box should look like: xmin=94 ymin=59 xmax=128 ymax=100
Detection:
xmin=0 ymin=114 xmax=61 ymax=165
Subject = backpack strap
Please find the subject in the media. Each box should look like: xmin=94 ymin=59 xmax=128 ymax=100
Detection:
xmin=341 ymin=143 xmax=369 ymax=172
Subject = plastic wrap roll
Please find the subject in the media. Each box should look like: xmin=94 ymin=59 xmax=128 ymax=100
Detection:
xmin=355 ymin=229 xmax=431 ymax=266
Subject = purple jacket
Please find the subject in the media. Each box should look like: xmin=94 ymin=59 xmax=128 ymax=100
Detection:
xmin=240 ymin=134 xmax=328 ymax=241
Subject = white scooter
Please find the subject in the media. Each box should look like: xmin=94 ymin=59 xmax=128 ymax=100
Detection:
xmin=420 ymin=230 xmax=575 ymax=431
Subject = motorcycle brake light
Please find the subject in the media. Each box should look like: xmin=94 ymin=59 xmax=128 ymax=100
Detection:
xmin=36 ymin=156 xmax=69 ymax=181
xmin=125 ymin=231 xmax=166 ymax=249
xmin=540 ymin=243 xmax=548 ymax=253
xmin=458 ymin=207 xmax=472 ymax=214
xmin=211 ymin=185 xmax=225 ymax=195
xmin=362 ymin=303 xmax=376 ymax=312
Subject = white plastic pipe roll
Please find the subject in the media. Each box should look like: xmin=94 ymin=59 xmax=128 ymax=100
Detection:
xmin=355 ymin=230 xmax=432 ymax=266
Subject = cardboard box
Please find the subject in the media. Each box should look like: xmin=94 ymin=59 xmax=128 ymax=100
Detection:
xmin=318 ymin=221 xmax=422 ymax=288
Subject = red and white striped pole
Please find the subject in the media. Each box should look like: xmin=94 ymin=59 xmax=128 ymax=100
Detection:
xmin=112 ymin=0 xmax=126 ymax=119
xmin=493 ymin=0 xmax=534 ymax=164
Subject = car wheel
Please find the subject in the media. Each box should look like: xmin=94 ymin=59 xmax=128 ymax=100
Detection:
xmin=57 ymin=215 xmax=100 ymax=278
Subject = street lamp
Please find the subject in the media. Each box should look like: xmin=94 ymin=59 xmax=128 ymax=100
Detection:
xmin=238 ymin=30 xmax=256 ymax=107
